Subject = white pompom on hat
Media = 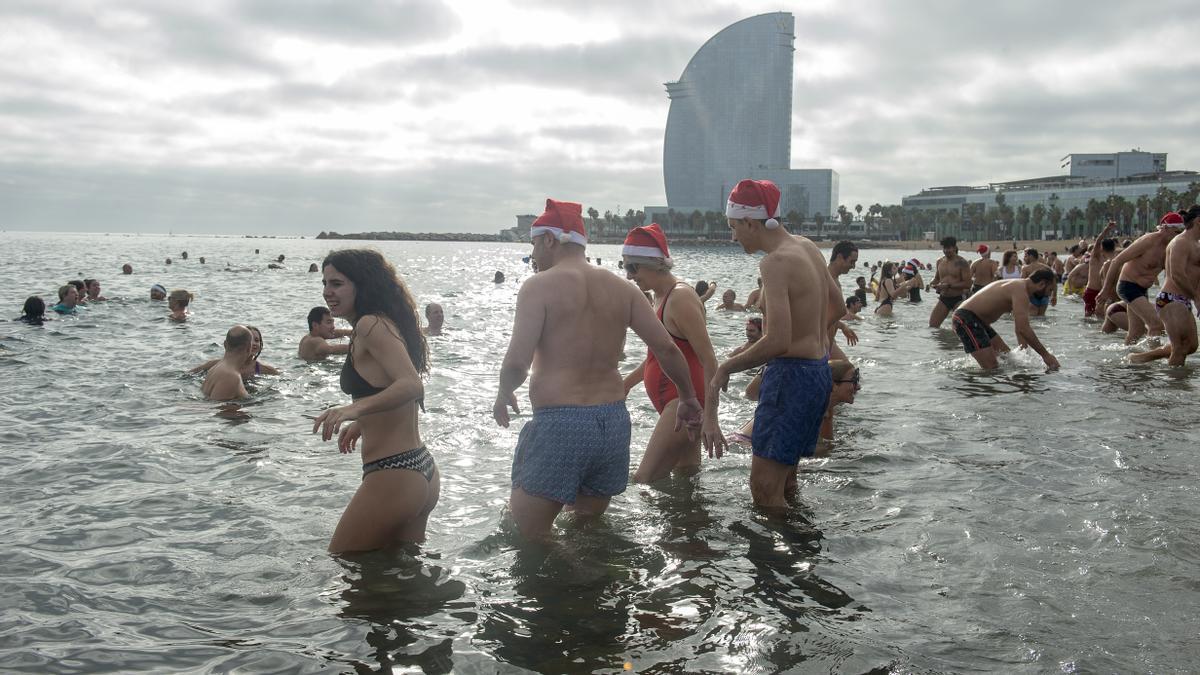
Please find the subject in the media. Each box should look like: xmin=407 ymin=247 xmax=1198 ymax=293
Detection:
xmin=622 ymin=223 xmax=671 ymax=262
xmin=1159 ymin=212 xmax=1185 ymax=230
xmin=726 ymin=179 xmax=782 ymax=229
xmin=531 ymin=198 xmax=587 ymax=245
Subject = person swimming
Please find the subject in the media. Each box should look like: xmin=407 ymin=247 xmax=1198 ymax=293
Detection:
xmin=150 ymin=284 xmax=167 ymax=301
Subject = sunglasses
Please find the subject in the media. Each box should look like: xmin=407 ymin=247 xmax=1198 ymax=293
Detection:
xmin=835 ymin=371 xmax=860 ymax=386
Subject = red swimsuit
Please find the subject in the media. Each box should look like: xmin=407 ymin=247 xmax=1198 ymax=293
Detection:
xmin=643 ymin=284 xmax=707 ymax=414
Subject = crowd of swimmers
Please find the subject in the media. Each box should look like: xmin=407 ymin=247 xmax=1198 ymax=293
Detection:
xmin=189 ymin=187 xmax=1200 ymax=553
xmin=20 ymin=187 xmax=1200 ymax=556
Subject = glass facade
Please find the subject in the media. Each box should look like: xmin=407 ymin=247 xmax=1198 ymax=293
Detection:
xmin=661 ymin=13 xmax=836 ymax=219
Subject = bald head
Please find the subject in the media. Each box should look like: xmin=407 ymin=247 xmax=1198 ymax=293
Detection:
xmin=224 ymin=325 xmax=253 ymax=353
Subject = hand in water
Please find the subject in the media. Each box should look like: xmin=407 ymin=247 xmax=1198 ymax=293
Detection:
xmin=493 ymin=390 xmax=519 ymax=428
xmin=841 ymin=325 xmax=858 ymax=346
xmin=1044 ymin=354 xmax=1061 ymax=372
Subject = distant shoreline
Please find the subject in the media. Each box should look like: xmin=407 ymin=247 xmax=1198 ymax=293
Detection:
xmin=315 ymin=230 xmax=1077 ymax=253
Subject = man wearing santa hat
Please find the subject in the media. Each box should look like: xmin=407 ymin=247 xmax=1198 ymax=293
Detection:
xmin=493 ymin=198 xmax=703 ymax=539
xmin=1097 ymin=212 xmax=1185 ymax=344
xmin=969 ymin=244 xmax=998 ymax=296
xmin=703 ymin=179 xmax=845 ymax=509
xmin=1129 ymin=207 xmax=1200 ymax=365
xmin=620 ymin=223 xmax=719 ymax=484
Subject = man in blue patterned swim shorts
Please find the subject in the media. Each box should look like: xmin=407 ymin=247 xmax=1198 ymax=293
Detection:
xmin=703 ymin=179 xmax=845 ymax=509
xmin=493 ymin=198 xmax=702 ymax=540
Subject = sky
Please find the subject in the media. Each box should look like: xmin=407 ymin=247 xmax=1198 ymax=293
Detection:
xmin=1 ymin=0 xmax=1198 ymax=235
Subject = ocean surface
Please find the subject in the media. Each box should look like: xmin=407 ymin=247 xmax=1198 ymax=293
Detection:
xmin=2 ymin=231 xmax=1198 ymax=674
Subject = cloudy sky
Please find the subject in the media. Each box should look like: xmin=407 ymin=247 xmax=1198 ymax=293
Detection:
xmin=2 ymin=0 xmax=1197 ymax=235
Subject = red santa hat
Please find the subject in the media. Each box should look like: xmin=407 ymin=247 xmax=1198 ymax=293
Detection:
xmin=622 ymin=223 xmax=671 ymax=262
xmin=1159 ymin=212 xmax=1185 ymax=230
xmin=977 ymin=244 xmax=989 ymax=255
xmin=531 ymin=198 xmax=587 ymax=245
xmin=726 ymin=179 xmax=782 ymax=229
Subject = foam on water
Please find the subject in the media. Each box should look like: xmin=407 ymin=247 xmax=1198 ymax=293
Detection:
xmin=2 ymin=232 xmax=1199 ymax=672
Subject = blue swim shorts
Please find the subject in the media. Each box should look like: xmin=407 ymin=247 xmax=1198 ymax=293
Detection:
xmin=751 ymin=357 xmax=832 ymax=466
xmin=511 ymin=400 xmax=631 ymax=505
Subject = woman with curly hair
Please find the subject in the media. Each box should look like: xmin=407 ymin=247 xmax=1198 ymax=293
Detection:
xmin=312 ymin=249 xmax=438 ymax=553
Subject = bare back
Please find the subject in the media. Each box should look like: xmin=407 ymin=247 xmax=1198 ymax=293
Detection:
xmin=762 ymin=235 xmax=832 ymax=360
xmin=1163 ymin=232 xmax=1200 ymax=297
xmin=202 ymin=359 xmax=247 ymax=401
xmin=971 ymin=258 xmax=998 ymax=285
xmin=958 ymin=279 xmax=1024 ymax=324
xmin=525 ymin=261 xmax=638 ymax=407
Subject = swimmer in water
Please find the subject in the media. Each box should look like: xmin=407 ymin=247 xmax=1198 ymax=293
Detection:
xmin=728 ymin=317 xmax=763 ymax=357
xmin=150 ymin=284 xmax=167 ymax=301
xmin=818 ymin=359 xmax=861 ymax=449
xmin=950 ymin=269 xmax=1059 ymax=371
xmin=19 ymin=296 xmax=49 ymax=324
xmin=299 ymin=306 xmax=351 ymax=361
xmin=620 ymin=223 xmax=717 ymax=484
xmin=202 ymin=325 xmax=252 ymax=401
xmin=716 ymin=288 xmax=745 ymax=311
xmin=703 ymin=179 xmax=841 ymax=509
xmin=168 ymin=289 xmax=192 ymax=322
xmin=1129 ymin=207 xmax=1200 ymax=366
xmin=122 ymin=263 xmax=133 ymax=275
xmin=52 ymin=285 xmax=80 ymax=314
xmin=928 ymin=236 xmax=971 ymax=327
xmin=312 ymin=249 xmax=439 ymax=553
xmin=84 ymin=279 xmax=107 ymax=302
xmin=493 ymin=200 xmax=700 ymax=540
xmin=190 ymin=325 xmax=279 ymax=377
xmin=423 ymin=303 xmax=444 ymax=336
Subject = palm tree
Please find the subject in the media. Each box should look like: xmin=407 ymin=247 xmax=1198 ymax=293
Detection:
xmin=814 ymin=212 xmax=825 ymax=237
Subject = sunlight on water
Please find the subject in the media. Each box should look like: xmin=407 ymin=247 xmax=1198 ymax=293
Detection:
xmin=2 ymin=232 xmax=1199 ymax=672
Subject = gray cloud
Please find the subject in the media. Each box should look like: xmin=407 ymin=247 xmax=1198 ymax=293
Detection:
xmin=234 ymin=0 xmax=460 ymax=44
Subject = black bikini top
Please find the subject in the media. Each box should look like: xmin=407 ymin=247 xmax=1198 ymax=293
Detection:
xmin=340 ymin=346 xmax=386 ymax=400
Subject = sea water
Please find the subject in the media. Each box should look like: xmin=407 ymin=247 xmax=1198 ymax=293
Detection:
xmin=1 ymin=232 xmax=1197 ymax=673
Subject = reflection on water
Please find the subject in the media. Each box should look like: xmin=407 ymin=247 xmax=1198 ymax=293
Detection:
xmin=2 ymin=234 xmax=1199 ymax=673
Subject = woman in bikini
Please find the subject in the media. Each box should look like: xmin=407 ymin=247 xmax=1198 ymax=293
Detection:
xmin=874 ymin=262 xmax=917 ymax=317
xmin=312 ymin=249 xmax=438 ymax=553
xmin=620 ymin=225 xmax=717 ymax=483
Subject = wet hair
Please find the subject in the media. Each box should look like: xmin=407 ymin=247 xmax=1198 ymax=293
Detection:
xmin=83 ymin=278 xmax=96 ymax=290
xmin=831 ymin=241 xmax=857 ymax=262
xmin=747 ymin=317 xmax=763 ymax=329
xmin=1029 ymin=269 xmax=1055 ymax=285
xmin=1101 ymin=239 xmax=1117 ymax=252
xmin=58 ymin=284 xmax=74 ymax=301
xmin=168 ymin=289 xmax=192 ymax=309
xmin=830 ymin=359 xmax=856 ymax=382
xmin=21 ymin=296 xmax=45 ymax=321
xmin=246 ymin=325 xmax=264 ymax=359
xmin=694 ymin=280 xmax=709 ymax=296
xmin=940 ymin=236 xmax=957 ymax=249
xmin=845 ymin=295 xmax=863 ymax=308
xmin=307 ymin=306 xmax=330 ymax=331
xmin=622 ymin=255 xmax=672 ymax=271
xmin=322 ymin=249 xmax=429 ymax=376
xmin=69 ymin=280 xmax=85 ymax=293
xmin=1182 ymin=205 xmax=1200 ymax=227
xmin=224 ymin=325 xmax=252 ymax=351
xmin=1002 ymin=250 xmax=1017 ymax=267
xmin=1024 ymin=248 xmax=1040 ymax=260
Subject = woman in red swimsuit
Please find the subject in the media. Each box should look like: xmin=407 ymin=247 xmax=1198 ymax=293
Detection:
xmin=620 ymin=224 xmax=718 ymax=483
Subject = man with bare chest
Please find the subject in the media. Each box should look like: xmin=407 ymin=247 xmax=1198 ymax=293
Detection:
xmin=928 ymin=236 xmax=972 ymax=327
xmin=1130 ymin=207 xmax=1200 ymax=365
xmin=1098 ymin=213 xmax=1185 ymax=343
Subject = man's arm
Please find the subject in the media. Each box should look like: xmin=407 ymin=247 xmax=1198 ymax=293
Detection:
xmin=1011 ymin=288 xmax=1058 ymax=369
xmin=1167 ymin=238 xmax=1192 ymax=293
xmin=493 ymin=280 xmax=547 ymax=426
xmin=718 ymin=256 xmax=792 ymax=377
xmin=322 ymin=342 xmax=350 ymax=357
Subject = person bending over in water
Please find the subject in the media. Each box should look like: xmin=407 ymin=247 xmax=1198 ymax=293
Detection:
xmin=1019 ymin=249 xmax=1055 ymax=316
xmin=620 ymin=223 xmax=717 ymax=484
xmin=168 ymin=289 xmax=192 ymax=322
xmin=818 ymin=359 xmax=861 ymax=448
xmin=299 ymin=306 xmax=351 ymax=361
xmin=703 ymin=179 xmax=842 ymax=509
xmin=312 ymin=249 xmax=439 ymax=553
xmin=1130 ymin=207 xmax=1200 ymax=366
xmin=928 ymin=236 xmax=971 ymax=327
xmin=951 ymin=269 xmax=1060 ymax=371
xmin=1097 ymin=212 xmax=1184 ymax=343
xmin=493 ymin=199 xmax=701 ymax=540
xmin=202 ymin=325 xmax=252 ymax=401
